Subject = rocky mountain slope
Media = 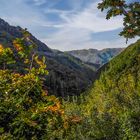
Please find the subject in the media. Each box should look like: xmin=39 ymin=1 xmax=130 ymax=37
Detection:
xmin=0 ymin=18 xmax=97 ymax=97
xmin=66 ymin=48 xmax=123 ymax=66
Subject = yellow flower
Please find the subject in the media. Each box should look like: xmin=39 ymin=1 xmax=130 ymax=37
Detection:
xmin=0 ymin=44 xmax=4 ymax=53
xmin=13 ymin=40 xmax=23 ymax=51
xmin=63 ymin=122 xmax=69 ymax=129
xmin=70 ymin=116 xmax=82 ymax=124
xmin=59 ymin=109 xmax=64 ymax=115
xmin=24 ymin=59 xmax=29 ymax=64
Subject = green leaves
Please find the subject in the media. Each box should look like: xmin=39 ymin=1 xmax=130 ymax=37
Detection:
xmin=0 ymin=47 xmax=15 ymax=69
xmin=98 ymin=0 xmax=140 ymax=40
xmin=0 ymin=69 xmax=66 ymax=139
xmin=0 ymin=29 xmax=49 ymax=79
xmin=0 ymin=32 xmax=69 ymax=139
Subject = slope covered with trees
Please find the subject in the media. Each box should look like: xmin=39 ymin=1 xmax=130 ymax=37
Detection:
xmin=0 ymin=32 xmax=83 ymax=139
xmin=1 ymin=34 xmax=140 ymax=139
xmin=0 ymin=18 xmax=97 ymax=97
xmin=84 ymin=39 xmax=140 ymax=139
xmin=61 ymin=39 xmax=140 ymax=140
xmin=1 ymin=0 xmax=140 ymax=139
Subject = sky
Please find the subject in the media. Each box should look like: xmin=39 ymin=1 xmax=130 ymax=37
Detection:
xmin=0 ymin=0 xmax=139 ymax=51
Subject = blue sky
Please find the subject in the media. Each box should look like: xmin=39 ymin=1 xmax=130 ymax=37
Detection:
xmin=0 ymin=0 xmax=138 ymax=51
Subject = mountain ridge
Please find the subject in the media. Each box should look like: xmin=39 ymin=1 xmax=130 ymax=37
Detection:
xmin=0 ymin=18 xmax=97 ymax=97
xmin=0 ymin=18 xmax=124 ymax=97
xmin=66 ymin=48 xmax=123 ymax=66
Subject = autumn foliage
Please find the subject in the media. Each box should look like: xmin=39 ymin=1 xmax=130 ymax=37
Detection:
xmin=0 ymin=31 xmax=81 ymax=139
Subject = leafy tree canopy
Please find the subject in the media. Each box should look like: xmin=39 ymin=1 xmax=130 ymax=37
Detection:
xmin=98 ymin=0 xmax=140 ymax=41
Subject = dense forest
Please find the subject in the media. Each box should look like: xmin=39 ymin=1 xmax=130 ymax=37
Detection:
xmin=0 ymin=0 xmax=140 ymax=139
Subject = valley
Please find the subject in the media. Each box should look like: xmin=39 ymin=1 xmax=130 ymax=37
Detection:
xmin=0 ymin=18 xmax=122 ymax=97
xmin=0 ymin=0 xmax=140 ymax=139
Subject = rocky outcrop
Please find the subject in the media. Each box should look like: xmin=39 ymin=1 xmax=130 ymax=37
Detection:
xmin=66 ymin=48 xmax=123 ymax=66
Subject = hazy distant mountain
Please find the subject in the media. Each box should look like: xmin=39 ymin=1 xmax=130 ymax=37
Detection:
xmin=66 ymin=48 xmax=123 ymax=66
xmin=0 ymin=18 xmax=97 ymax=97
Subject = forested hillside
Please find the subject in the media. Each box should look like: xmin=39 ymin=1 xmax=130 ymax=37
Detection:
xmin=0 ymin=0 xmax=140 ymax=139
xmin=1 ymin=32 xmax=140 ymax=139
xmin=0 ymin=18 xmax=97 ymax=97
xmin=61 ymin=39 xmax=140 ymax=139
xmin=84 ymin=39 xmax=140 ymax=139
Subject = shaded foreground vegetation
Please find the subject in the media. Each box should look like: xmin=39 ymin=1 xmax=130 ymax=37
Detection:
xmin=0 ymin=28 xmax=140 ymax=139
xmin=0 ymin=32 xmax=85 ymax=139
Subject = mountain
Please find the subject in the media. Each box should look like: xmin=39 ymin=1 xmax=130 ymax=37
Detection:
xmin=0 ymin=18 xmax=98 ymax=97
xmin=66 ymin=48 xmax=123 ymax=66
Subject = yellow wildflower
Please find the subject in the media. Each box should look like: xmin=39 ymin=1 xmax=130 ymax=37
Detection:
xmin=63 ymin=121 xmax=69 ymax=129
xmin=13 ymin=40 xmax=23 ymax=51
xmin=24 ymin=59 xmax=29 ymax=64
xmin=0 ymin=44 xmax=4 ymax=53
xmin=70 ymin=115 xmax=82 ymax=124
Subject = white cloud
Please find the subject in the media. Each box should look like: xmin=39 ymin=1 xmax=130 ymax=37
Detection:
xmin=42 ymin=30 xmax=138 ymax=51
xmin=41 ymin=1 xmax=126 ymax=51
xmin=43 ymin=1 xmax=123 ymax=32
xmin=58 ymin=2 xmax=123 ymax=32
xmin=0 ymin=0 xmax=136 ymax=51
xmin=33 ymin=0 xmax=46 ymax=6
xmin=0 ymin=0 xmax=43 ymax=26
xmin=42 ymin=28 xmax=92 ymax=51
